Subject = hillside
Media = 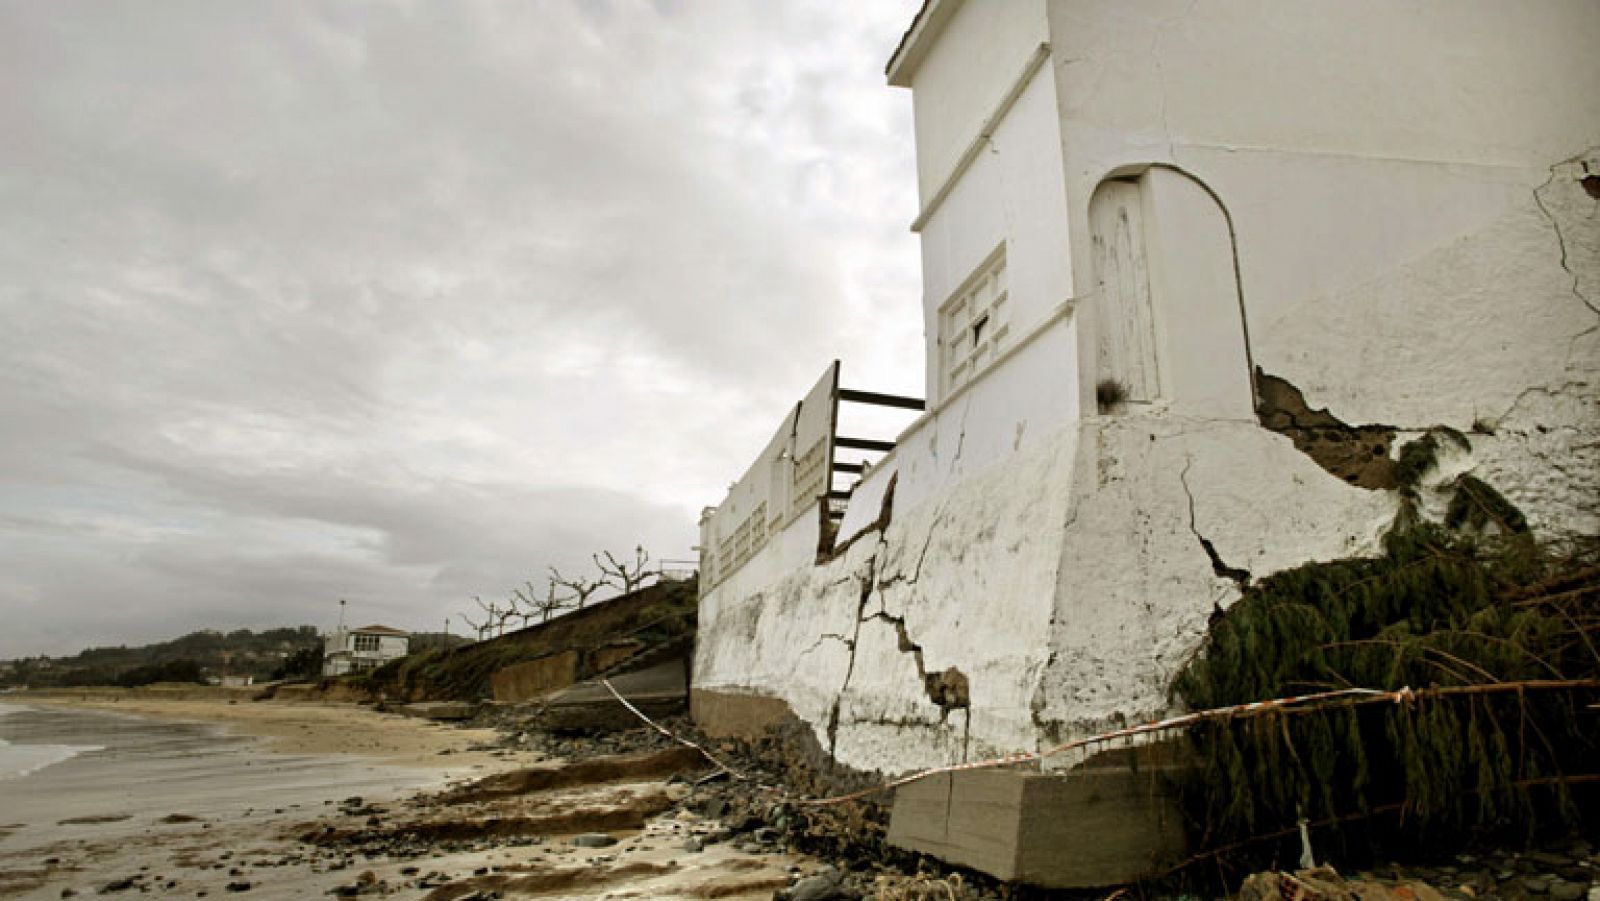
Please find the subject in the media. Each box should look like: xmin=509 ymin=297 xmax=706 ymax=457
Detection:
xmin=0 ymin=628 xmax=469 ymax=689
xmin=1 ymin=626 xmax=322 ymax=688
xmin=356 ymin=578 xmax=696 ymax=702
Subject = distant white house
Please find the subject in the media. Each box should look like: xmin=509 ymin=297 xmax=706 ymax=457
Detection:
xmin=322 ymin=624 xmax=410 ymax=676
xmin=208 ymin=675 xmax=255 ymax=687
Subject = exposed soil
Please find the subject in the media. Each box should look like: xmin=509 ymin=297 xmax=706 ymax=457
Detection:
xmin=1254 ymin=368 xmax=1398 ymax=489
xmin=443 ymin=744 xmax=707 ymax=802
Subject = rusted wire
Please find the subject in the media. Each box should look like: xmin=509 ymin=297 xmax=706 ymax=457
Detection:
xmin=597 ymin=677 xmax=1599 ymax=809
xmin=598 ymin=677 xmax=767 ymax=787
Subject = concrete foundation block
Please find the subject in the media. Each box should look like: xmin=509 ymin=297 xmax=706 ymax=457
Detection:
xmin=887 ymin=765 xmax=1188 ymax=888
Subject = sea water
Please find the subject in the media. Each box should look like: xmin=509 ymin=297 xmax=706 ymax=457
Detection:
xmin=0 ymin=702 xmax=103 ymax=781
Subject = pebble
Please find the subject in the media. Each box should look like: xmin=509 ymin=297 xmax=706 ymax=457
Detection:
xmin=1550 ymin=884 xmax=1585 ymax=901
xmin=788 ymin=866 xmax=848 ymax=901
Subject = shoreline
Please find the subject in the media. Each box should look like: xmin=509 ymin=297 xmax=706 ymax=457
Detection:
xmin=0 ymin=697 xmax=496 ymax=898
xmin=0 ymin=691 xmax=820 ymax=899
xmin=10 ymin=685 xmax=509 ymax=770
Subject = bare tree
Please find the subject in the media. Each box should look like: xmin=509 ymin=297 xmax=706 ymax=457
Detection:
xmin=508 ymin=583 xmax=541 ymax=630
xmin=539 ymin=581 xmax=574 ymax=622
xmin=461 ymin=595 xmax=516 ymax=640
xmin=460 ymin=547 xmax=660 ymax=640
xmin=595 ymin=545 xmax=656 ymax=595
xmin=491 ymin=600 xmax=519 ymax=637
xmin=458 ymin=597 xmax=493 ymax=642
xmin=549 ymin=565 xmax=604 ymax=610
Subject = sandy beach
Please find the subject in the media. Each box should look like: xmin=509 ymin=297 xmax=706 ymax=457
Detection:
xmin=0 ymin=690 xmax=817 ymax=899
xmin=16 ymin=688 xmax=509 ymax=768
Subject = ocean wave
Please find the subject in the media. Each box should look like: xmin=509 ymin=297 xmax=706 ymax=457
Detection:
xmin=0 ymin=707 xmax=104 ymax=780
xmin=0 ymin=737 xmax=104 ymax=781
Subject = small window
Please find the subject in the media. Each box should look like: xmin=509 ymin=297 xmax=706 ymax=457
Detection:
xmin=353 ymin=633 xmax=380 ymax=653
xmin=939 ymin=246 xmax=1010 ymax=394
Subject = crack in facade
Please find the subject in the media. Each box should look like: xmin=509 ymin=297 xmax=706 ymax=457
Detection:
xmin=692 ymin=12 xmax=1599 ymax=881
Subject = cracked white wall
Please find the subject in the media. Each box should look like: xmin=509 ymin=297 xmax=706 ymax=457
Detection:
xmin=1048 ymin=0 xmax=1600 ymax=530
xmin=1035 ymin=420 xmax=1398 ymax=745
xmin=1031 ymin=0 xmax=1599 ymax=741
xmin=697 ymin=418 xmax=1077 ymax=773
xmin=694 ymin=0 xmax=1599 ymax=775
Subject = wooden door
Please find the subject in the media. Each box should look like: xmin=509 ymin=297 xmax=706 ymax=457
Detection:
xmin=1089 ymin=179 xmax=1161 ymax=403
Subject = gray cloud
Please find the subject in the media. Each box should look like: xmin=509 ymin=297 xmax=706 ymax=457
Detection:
xmin=0 ymin=0 xmax=923 ymax=657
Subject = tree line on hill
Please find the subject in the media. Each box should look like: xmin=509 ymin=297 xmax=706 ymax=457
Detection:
xmin=0 ymin=627 xmax=469 ymax=689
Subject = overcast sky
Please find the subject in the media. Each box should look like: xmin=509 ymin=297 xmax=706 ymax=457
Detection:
xmin=0 ymin=0 xmax=926 ymax=658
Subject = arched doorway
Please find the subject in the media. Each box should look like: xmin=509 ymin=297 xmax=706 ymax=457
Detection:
xmin=1088 ymin=167 xmax=1254 ymax=419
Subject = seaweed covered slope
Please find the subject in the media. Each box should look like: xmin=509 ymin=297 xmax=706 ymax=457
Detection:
xmin=1172 ymin=432 xmax=1598 ymax=869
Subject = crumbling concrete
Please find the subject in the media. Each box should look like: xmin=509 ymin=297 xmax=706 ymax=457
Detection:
xmin=1254 ymin=370 xmax=1397 ymax=490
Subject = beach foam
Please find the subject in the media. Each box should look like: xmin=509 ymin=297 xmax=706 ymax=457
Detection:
xmin=0 ymin=704 xmax=102 ymax=780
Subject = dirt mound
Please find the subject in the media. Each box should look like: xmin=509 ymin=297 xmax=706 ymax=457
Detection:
xmin=444 ymin=746 xmax=707 ymax=802
xmin=305 ymin=786 xmax=677 ymax=846
xmin=421 ymin=857 xmax=792 ymax=901
xmin=423 ymin=861 xmax=677 ymax=900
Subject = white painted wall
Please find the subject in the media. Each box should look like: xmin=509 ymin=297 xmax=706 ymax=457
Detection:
xmin=697 ymin=419 xmax=1079 ymax=772
xmin=322 ymin=630 xmax=410 ymax=676
xmin=1036 ymin=419 xmax=1397 ymax=748
xmin=1048 ymin=0 xmax=1599 ymax=528
xmin=695 ymin=0 xmax=1600 ymax=774
xmin=699 ymin=363 xmax=838 ymax=590
xmin=905 ymin=0 xmax=1049 ymax=204
xmin=917 ymin=59 xmax=1075 ymax=407
xmin=1134 ymin=167 xmax=1254 ymax=420
xmin=838 ymin=310 xmax=1080 ymax=546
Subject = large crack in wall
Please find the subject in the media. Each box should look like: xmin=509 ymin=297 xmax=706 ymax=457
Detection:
xmin=862 ymin=610 xmax=971 ymax=724
xmin=816 ymin=497 xmax=974 ymax=761
xmin=1254 ymin=368 xmax=1399 ymax=489
xmin=1533 ymin=151 xmax=1600 ymax=319
xmin=1178 ymin=459 xmax=1252 ymax=588
xmin=823 ymin=557 xmax=876 ymax=757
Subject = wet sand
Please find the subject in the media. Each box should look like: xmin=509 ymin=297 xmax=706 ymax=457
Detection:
xmin=0 ymin=693 xmax=813 ymax=899
xmin=0 ymin=698 xmax=498 ymax=898
xmin=16 ymin=688 xmax=506 ymax=767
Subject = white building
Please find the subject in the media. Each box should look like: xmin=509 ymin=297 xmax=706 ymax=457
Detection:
xmin=322 ymin=625 xmax=410 ymax=677
xmin=695 ymin=0 xmax=1597 ymax=786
